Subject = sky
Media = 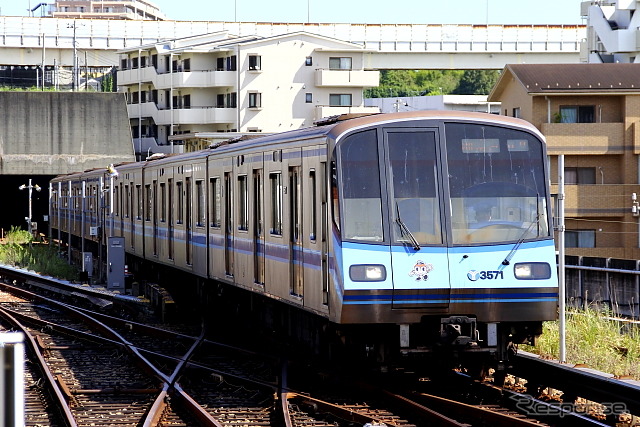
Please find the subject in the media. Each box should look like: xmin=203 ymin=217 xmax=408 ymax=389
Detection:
xmin=1 ymin=0 xmax=586 ymax=25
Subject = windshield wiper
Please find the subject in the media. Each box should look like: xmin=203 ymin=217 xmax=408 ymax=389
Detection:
xmin=502 ymin=196 xmax=542 ymax=265
xmin=395 ymin=202 xmax=421 ymax=251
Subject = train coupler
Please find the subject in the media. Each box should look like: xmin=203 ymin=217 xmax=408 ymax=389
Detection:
xmin=440 ymin=316 xmax=478 ymax=346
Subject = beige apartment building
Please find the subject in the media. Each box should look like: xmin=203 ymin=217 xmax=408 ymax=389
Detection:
xmin=117 ymin=31 xmax=379 ymax=156
xmin=51 ymin=0 xmax=166 ymax=20
xmin=489 ymin=63 xmax=640 ymax=259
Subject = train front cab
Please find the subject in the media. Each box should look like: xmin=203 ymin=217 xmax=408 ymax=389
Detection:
xmin=330 ymin=115 xmax=558 ymax=360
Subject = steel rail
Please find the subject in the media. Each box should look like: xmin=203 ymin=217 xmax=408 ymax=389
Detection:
xmin=0 ymin=307 xmax=78 ymax=427
xmin=513 ymin=350 xmax=640 ymax=415
xmin=0 ymin=280 xmax=221 ymax=426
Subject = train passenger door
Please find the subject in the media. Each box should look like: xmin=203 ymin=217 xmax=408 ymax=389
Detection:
xmin=384 ymin=129 xmax=450 ymax=309
xmin=289 ymin=166 xmax=303 ymax=297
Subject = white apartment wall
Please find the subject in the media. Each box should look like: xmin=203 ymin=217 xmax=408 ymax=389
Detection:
xmin=236 ymin=34 xmax=370 ymax=132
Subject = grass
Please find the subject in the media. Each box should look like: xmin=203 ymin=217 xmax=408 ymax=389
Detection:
xmin=0 ymin=226 xmax=79 ymax=281
xmin=521 ymin=307 xmax=640 ymax=379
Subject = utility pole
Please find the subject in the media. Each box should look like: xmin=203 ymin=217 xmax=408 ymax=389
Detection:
xmin=558 ymin=155 xmax=566 ymax=363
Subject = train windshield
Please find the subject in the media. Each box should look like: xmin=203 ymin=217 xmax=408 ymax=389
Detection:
xmin=338 ymin=129 xmax=385 ymax=242
xmin=445 ymin=123 xmax=550 ymax=245
xmin=388 ymin=130 xmax=443 ymax=246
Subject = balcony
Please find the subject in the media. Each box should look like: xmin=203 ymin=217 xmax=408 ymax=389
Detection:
xmin=314 ymin=105 xmax=380 ymax=121
xmin=315 ymin=69 xmax=380 ymax=88
xmin=127 ymin=102 xmax=236 ymax=125
xmin=133 ymin=137 xmax=184 ymax=155
xmin=541 ymin=122 xmax=625 ymax=155
xmin=118 ymin=67 xmax=236 ymax=89
xmin=154 ymin=71 xmax=235 ymax=89
xmin=550 ymin=183 xmax=630 ymax=217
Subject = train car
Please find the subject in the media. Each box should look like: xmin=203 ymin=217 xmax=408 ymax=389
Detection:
xmin=50 ymin=111 xmax=558 ymax=370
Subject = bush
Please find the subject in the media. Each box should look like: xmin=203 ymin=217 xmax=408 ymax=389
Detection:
xmin=5 ymin=226 xmax=32 ymax=245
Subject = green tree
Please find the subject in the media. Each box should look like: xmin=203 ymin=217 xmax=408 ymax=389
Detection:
xmin=453 ymin=70 xmax=500 ymax=95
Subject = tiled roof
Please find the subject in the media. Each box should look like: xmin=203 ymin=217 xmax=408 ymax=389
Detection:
xmin=507 ymin=63 xmax=640 ymax=92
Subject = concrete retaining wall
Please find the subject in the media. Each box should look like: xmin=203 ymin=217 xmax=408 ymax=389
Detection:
xmin=0 ymin=92 xmax=134 ymax=175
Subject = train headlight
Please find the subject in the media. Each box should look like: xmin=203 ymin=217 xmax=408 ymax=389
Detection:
xmin=514 ymin=262 xmax=551 ymax=280
xmin=349 ymin=264 xmax=387 ymax=282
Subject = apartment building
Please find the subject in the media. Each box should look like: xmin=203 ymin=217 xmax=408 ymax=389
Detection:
xmin=117 ymin=31 xmax=379 ymax=155
xmin=582 ymin=0 xmax=640 ymax=63
xmin=488 ymin=63 xmax=640 ymax=259
xmin=51 ymin=0 xmax=166 ymax=20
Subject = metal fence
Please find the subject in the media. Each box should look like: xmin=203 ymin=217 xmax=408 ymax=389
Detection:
xmin=565 ymin=256 xmax=640 ymax=319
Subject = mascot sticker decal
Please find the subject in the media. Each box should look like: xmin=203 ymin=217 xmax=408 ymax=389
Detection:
xmin=408 ymin=260 xmax=434 ymax=281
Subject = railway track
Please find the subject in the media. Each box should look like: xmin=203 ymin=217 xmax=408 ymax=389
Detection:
xmin=2 ymin=264 xmax=640 ymax=426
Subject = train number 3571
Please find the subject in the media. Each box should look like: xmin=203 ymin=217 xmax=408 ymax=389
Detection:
xmin=467 ymin=270 xmax=504 ymax=281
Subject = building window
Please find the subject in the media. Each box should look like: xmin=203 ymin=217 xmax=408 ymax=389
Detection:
xmin=227 ymin=55 xmax=237 ymax=71
xmin=565 ymin=167 xmax=596 ymax=184
xmin=270 ymin=172 xmax=282 ymax=235
xmin=183 ymin=58 xmax=190 ymax=71
xmin=248 ymin=55 xmax=261 ymax=70
xmin=305 ymin=93 xmax=313 ymax=103
xmin=566 ymin=230 xmax=595 ymax=248
xmin=329 ymin=94 xmax=352 ymax=106
xmin=226 ymin=92 xmax=237 ymax=108
xmin=248 ymin=92 xmax=262 ymax=108
xmin=329 ymin=57 xmax=352 ymax=70
xmin=560 ymin=106 xmax=595 ymax=123
xmin=305 ymin=56 xmax=312 ymax=66
xmin=513 ymin=107 xmax=520 ymax=118
xmin=120 ymin=58 xmax=128 ymax=70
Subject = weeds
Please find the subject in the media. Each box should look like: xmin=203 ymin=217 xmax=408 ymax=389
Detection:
xmin=522 ymin=307 xmax=640 ymax=379
xmin=0 ymin=227 xmax=78 ymax=281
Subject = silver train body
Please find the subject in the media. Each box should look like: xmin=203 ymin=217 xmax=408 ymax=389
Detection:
xmin=50 ymin=111 xmax=558 ymax=357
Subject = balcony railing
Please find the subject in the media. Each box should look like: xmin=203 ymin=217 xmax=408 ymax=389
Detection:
xmin=315 ymin=69 xmax=380 ymax=88
xmin=314 ymin=105 xmax=380 ymax=121
xmin=118 ymin=67 xmax=236 ymax=89
xmin=550 ymin=183 xmax=633 ymax=217
xmin=127 ymin=102 xmax=236 ymax=125
xmin=541 ymin=122 xmax=625 ymax=155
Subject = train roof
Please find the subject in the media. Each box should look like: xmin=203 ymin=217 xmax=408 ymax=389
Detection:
xmin=51 ymin=111 xmax=544 ymax=179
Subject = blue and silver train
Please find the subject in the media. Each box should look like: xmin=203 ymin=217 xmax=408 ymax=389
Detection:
xmin=50 ymin=111 xmax=558 ymax=367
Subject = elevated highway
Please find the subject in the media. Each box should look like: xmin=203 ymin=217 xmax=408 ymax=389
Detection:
xmin=1 ymin=17 xmax=585 ymax=69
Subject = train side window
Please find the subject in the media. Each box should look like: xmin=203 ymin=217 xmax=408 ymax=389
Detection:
xmin=331 ymin=161 xmax=340 ymax=233
xmin=238 ymin=175 xmax=248 ymax=231
xmin=145 ymin=184 xmax=151 ymax=221
xmin=310 ymin=169 xmax=317 ymax=241
xmin=176 ymin=181 xmax=183 ymax=224
xmin=114 ymin=186 xmax=119 ymax=217
xmin=196 ymin=180 xmax=205 ymax=227
xmin=160 ymin=182 xmax=166 ymax=222
xmin=124 ymin=185 xmax=129 ymax=218
xmin=270 ymin=172 xmax=283 ymax=235
xmin=136 ymin=185 xmax=142 ymax=220
xmin=210 ymin=177 xmax=221 ymax=228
